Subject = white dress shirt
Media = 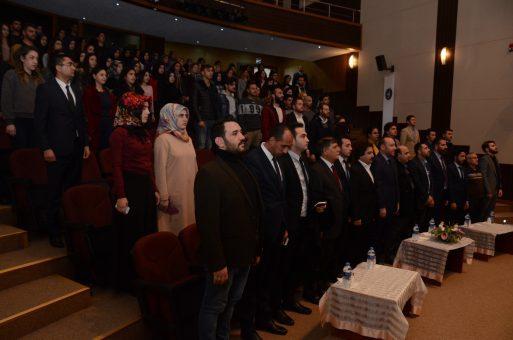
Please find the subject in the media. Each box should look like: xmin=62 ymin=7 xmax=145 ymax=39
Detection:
xmin=359 ymin=160 xmax=374 ymax=183
xmin=289 ymin=150 xmax=308 ymax=217
xmin=321 ymin=157 xmax=334 ymax=171
xmin=55 ymin=77 xmax=76 ymax=104
xmin=294 ymin=111 xmax=305 ymax=127
xmin=223 ymin=90 xmax=237 ymax=118
xmin=338 ymin=156 xmax=350 ymax=179
xmin=261 ymin=143 xmax=282 ymax=179
xmin=274 ymin=103 xmax=284 ymax=123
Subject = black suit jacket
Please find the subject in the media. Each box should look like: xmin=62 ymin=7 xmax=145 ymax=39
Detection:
xmin=335 ymin=158 xmax=351 ymax=204
xmin=370 ymin=153 xmax=400 ymax=213
xmin=409 ymin=157 xmax=434 ymax=208
xmin=349 ymin=161 xmax=377 ymax=224
xmin=245 ymin=147 xmax=287 ymax=243
xmin=194 ymin=157 xmax=263 ymax=272
xmin=34 ymin=78 xmax=88 ymax=156
xmin=428 ymin=152 xmax=448 ymax=200
xmin=310 ymin=160 xmax=347 ymax=239
xmin=307 ymin=115 xmax=333 ymax=146
xmin=397 ymin=161 xmax=416 ymax=217
xmin=285 ymin=112 xmax=310 ymax=132
xmin=447 ymin=163 xmax=468 ymax=207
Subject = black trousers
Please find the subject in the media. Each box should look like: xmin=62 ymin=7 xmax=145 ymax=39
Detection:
xmin=371 ymin=215 xmax=399 ymax=263
xmin=469 ymin=197 xmax=485 ymax=222
xmin=114 ymin=172 xmax=156 ymax=291
xmin=13 ymin=117 xmax=38 ymax=149
xmin=283 ymin=218 xmax=310 ymax=303
xmin=320 ymin=233 xmax=343 ymax=282
xmin=347 ymin=221 xmax=372 ymax=266
xmin=46 ymin=141 xmax=83 ymax=237
xmin=417 ymin=206 xmax=434 ymax=232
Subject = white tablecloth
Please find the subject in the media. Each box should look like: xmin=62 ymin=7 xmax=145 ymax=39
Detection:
xmin=461 ymin=223 xmax=513 ymax=256
xmin=319 ymin=263 xmax=427 ymax=340
xmin=393 ymin=234 xmax=475 ymax=283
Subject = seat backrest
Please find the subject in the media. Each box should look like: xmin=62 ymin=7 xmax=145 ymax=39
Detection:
xmin=99 ymin=148 xmax=113 ymax=176
xmin=178 ymin=224 xmax=200 ymax=266
xmin=196 ymin=149 xmax=215 ymax=169
xmin=9 ymin=148 xmax=47 ymax=185
xmin=62 ymin=184 xmax=112 ymax=228
xmin=81 ymin=152 xmax=103 ymax=182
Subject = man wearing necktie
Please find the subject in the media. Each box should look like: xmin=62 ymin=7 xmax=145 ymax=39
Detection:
xmin=34 ymin=53 xmax=90 ymax=248
xmin=428 ymin=138 xmax=449 ymax=224
xmin=448 ymin=150 xmax=469 ymax=225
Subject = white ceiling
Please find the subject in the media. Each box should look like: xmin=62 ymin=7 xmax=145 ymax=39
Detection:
xmin=10 ymin=0 xmax=353 ymax=61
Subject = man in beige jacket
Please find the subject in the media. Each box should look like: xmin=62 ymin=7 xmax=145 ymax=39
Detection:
xmin=400 ymin=115 xmax=420 ymax=158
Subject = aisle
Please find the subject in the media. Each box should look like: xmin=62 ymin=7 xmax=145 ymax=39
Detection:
xmin=240 ymin=253 xmax=513 ymax=340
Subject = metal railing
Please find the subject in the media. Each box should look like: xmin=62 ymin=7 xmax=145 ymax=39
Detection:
xmin=264 ymin=0 xmax=360 ymax=23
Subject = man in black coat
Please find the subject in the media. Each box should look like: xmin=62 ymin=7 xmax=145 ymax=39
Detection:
xmin=285 ymin=97 xmax=309 ymax=133
xmin=349 ymin=143 xmax=376 ymax=265
xmin=243 ymin=124 xmax=293 ymax=336
xmin=447 ymin=150 xmax=469 ymax=225
xmin=34 ymin=53 xmax=90 ymax=247
xmin=307 ymin=103 xmax=333 ymax=148
xmin=396 ymin=146 xmax=417 ymax=242
xmin=370 ymin=137 xmax=400 ymax=263
xmin=310 ymin=137 xmax=347 ymax=288
xmin=192 ymin=64 xmax=219 ymax=149
xmin=409 ymin=143 xmax=435 ymax=231
xmin=428 ymin=138 xmax=449 ymax=223
xmin=195 ymin=118 xmax=263 ymax=340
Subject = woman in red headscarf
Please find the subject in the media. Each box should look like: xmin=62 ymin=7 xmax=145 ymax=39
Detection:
xmin=109 ymin=92 xmax=159 ymax=291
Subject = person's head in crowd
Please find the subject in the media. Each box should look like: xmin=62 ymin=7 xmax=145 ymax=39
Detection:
xmin=257 ymin=69 xmax=267 ymax=82
xmin=197 ymin=57 xmax=205 ymax=65
xmin=340 ymin=137 xmax=352 ymax=159
xmin=227 ymin=63 xmax=236 ymax=73
xmin=121 ymin=67 xmax=137 ymax=87
xmin=366 ymin=126 xmax=380 ymax=144
xmin=201 ymin=64 xmax=214 ymax=82
xmin=10 ymin=20 xmax=21 ymax=35
xmin=97 ymin=32 xmax=106 ymax=46
xmin=123 ymin=49 xmax=131 ymax=60
xmin=379 ymin=136 xmax=396 ymax=157
xmin=283 ymin=74 xmax=291 ymax=86
xmin=15 ymin=45 xmax=41 ymax=82
xmin=155 ymin=63 xmax=165 ymax=76
xmin=297 ymin=75 xmax=306 ymax=88
xmin=272 ymin=86 xmax=284 ymax=105
xmin=114 ymin=60 xmax=123 ymax=76
xmin=172 ymin=62 xmax=182 ymax=74
xmin=454 ymin=150 xmax=466 ymax=166
xmin=91 ymin=66 xmax=108 ymax=89
xmin=321 ymin=95 xmax=330 ymax=106
xmin=481 ymin=140 xmax=498 ymax=155
xmin=284 ymin=95 xmax=293 ymax=110
xmin=86 ymin=43 xmax=95 ymax=54
xmin=290 ymin=123 xmax=309 ymax=154
xmin=85 ymin=53 xmax=97 ymax=70
xmin=168 ymin=72 xmax=177 ymax=85
xmin=162 ymin=54 xmax=169 ymax=65
xmin=57 ymin=29 xmax=66 ymax=41
xmin=67 ymin=39 xmax=76 ymax=52
xmin=245 ymin=81 xmax=259 ymax=99
xmin=216 ymin=71 xmax=223 ymax=83
xmin=443 ymin=128 xmax=454 ymax=142
xmin=466 ymin=152 xmax=479 ymax=168
xmin=319 ymin=103 xmax=331 ymax=119
xmin=435 ymin=138 xmax=448 ymax=155
xmin=152 ymin=52 xmax=159 ymax=61
xmin=406 ymin=114 xmax=417 ymax=127
xmin=355 ymin=143 xmax=375 ymax=165
xmin=298 ymin=65 xmax=304 ymax=73
xmin=70 ymin=23 xmax=79 ymax=36
xmin=212 ymin=117 xmax=246 ymax=154
xmin=190 ymin=62 xmax=200 ymax=75
xmin=226 ymin=68 xmax=235 ymax=80
xmin=158 ymin=103 xmax=190 ymax=141
xmin=113 ymin=48 xmax=121 ymax=60
xmin=139 ymin=70 xmax=151 ymax=86
xmin=284 ymin=87 xmax=293 ymax=96
xmin=224 ymin=78 xmax=236 ymax=94
xmin=214 ymin=60 xmax=222 ymax=73
xmin=240 ymin=68 xmax=250 ymax=80
xmin=426 ymin=128 xmax=437 ymax=143
xmin=105 ymin=57 xmax=113 ymax=69
xmin=2 ymin=23 xmax=9 ymax=40
xmin=133 ymin=61 xmax=142 ymax=75
xmin=414 ymin=142 xmax=431 ymax=160
xmin=79 ymin=51 xmax=86 ymax=64
xmin=293 ymin=97 xmax=304 ymax=114
xmin=51 ymin=39 xmax=63 ymax=54
xmin=266 ymin=124 xmax=293 ymax=157
xmin=36 ymin=25 xmax=43 ymax=36
xmin=38 ymin=35 xmax=48 ymax=51
xmin=134 ymin=48 xmax=141 ymax=58
xmin=114 ymin=92 xmax=152 ymax=136
xmin=318 ymin=137 xmax=340 ymax=163
xmin=21 ymin=23 xmax=37 ymax=45
xmin=396 ymin=145 xmax=410 ymax=164
xmin=142 ymin=51 xmax=150 ymax=63
xmin=53 ymin=52 xmax=76 ymax=81
xmin=383 ymin=122 xmax=398 ymax=138
xmin=304 ymin=95 xmax=313 ymax=110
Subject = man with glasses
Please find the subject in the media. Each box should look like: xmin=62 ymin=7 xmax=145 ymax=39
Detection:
xmin=34 ymin=53 xmax=90 ymax=247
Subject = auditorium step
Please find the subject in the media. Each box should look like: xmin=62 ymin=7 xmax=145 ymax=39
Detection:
xmin=495 ymin=201 xmax=513 ymax=213
xmin=0 ymin=237 xmax=71 ymax=290
xmin=0 ymin=275 xmax=91 ymax=340
xmin=20 ymin=289 xmax=146 ymax=340
xmin=0 ymin=205 xmax=16 ymax=227
xmin=0 ymin=224 xmax=28 ymax=254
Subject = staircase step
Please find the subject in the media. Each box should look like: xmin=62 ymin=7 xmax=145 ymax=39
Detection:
xmin=0 ymin=225 xmax=28 ymax=254
xmin=495 ymin=202 xmax=513 ymax=213
xmin=21 ymin=289 xmax=142 ymax=340
xmin=0 ymin=205 xmax=16 ymax=226
xmin=0 ymin=275 xmax=91 ymax=340
xmin=0 ymin=237 xmax=71 ymax=290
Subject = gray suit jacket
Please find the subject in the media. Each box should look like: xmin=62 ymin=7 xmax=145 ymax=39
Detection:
xmin=479 ymin=154 xmax=500 ymax=195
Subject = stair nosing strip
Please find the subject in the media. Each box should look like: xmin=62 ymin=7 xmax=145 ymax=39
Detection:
xmin=0 ymin=286 xmax=90 ymax=324
xmin=92 ymin=316 xmax=143 ymax=340
xmin=0 ymin=255 xmax=67 ymax=275
xmin=0 ymin=231 xmax=26 ymax=238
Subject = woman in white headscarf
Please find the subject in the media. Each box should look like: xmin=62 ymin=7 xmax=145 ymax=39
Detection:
xmin=154 ymin=103 xmax=197 ymax=235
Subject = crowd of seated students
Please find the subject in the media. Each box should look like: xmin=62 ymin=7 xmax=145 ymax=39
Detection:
xmin=0 ymin=18 xmax=505 ymax=340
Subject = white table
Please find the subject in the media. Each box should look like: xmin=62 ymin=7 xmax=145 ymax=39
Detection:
xmin=461 ymin=222 xmax=513 ymax=257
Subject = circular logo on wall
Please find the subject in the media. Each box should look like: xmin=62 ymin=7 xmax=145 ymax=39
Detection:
xmin=385 ymin=88 xmax=393 ymax=100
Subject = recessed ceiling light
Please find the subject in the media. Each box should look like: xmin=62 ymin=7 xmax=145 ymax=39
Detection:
xmin=116 ymin=2 xmax=119 ymax=6
xmin=174 ymin=18 xmax=178 ymax=21
xmin=270 ymin=37 xmax=274 ymax=41
xmin=82 ymin=17 xmax=86 ymax=20
xmin=196 ymin=40 xmax=200 ymax=44
xmin=220 ymin=28 xmax=224 ymax=31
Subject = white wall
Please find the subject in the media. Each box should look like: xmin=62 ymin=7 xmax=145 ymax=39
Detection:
xmin=357 ymin=0 xmax=438 ymax=128
xmin=451 ymin=0 xmax=513 ymax=163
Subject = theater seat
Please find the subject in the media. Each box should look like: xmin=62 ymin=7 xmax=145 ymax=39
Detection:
xmin=196 ymin=149 xmax=215 ymax=168
xmin=178 ymin=223 xmax=201 ymax=269
xmin=62 ymin=183 xmax=114 ymax=284
xmin=9 ymin=148 xmax=48 ymax=230
xmin=132 ymin=232 xmax=204 ymax=339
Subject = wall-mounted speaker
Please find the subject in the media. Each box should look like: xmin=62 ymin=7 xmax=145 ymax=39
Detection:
xmin=375 ymin=55 xmax=394 ymax=72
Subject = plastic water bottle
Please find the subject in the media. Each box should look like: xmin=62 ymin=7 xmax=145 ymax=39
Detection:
xmin=464 ymin=214 xmax=471 ymax=228
xmin=367 ymin=247 xmax=376 ymax=269
xmin=412 ymin=224 xmax=420 ymax=241
xmin=487 ymin=211 xmax=495 ymax=224
xmin=428 ymin=219 xmax=436 ymax=233
xmin=342 ymin=263 xmax=352 ymax=288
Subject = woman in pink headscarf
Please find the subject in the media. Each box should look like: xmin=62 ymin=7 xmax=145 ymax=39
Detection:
xmin=154 ymin=103 xmax=197 ymax=235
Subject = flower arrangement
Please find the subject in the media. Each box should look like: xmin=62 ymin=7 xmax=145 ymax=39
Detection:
xmin=430 ymin=222 xmax=465 ymax=243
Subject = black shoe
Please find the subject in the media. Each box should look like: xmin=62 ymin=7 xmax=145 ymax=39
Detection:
xmin=303 ymin=291 xmax=321 ymax=304
xmin=285 ymin=301 xmax=312 ymax=315
xmin=49 ymin=236 xmax=65 ymax=248
xmin=241 ymin=329 xmax=263 ymax=340
xmin=273 ymin=309 xmax=294 ymax=326
xmin=256 ymin=320 xmax=288 ymax=335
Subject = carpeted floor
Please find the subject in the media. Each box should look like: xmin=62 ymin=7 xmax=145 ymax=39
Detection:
xmin=235 ymin=252 xmax=513 ymax=340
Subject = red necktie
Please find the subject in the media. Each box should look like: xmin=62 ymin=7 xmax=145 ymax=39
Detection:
xmin=331 ymin=165 xmax=343 ymax=191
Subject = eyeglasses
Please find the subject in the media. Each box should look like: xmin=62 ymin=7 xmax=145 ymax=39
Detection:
xmin=59 ymin=62 xmax=76 ymax=68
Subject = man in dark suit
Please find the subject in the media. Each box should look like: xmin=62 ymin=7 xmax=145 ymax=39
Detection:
xmin=310 ymin=137 xmax=347 ymax=288
xmin=410 ymin=143 xmax=435 ymax=231
xmin=447 ymin=150 xmax=469 ymax=225
xmin=243 ymin=124 xmax=293 ymax=336
xmin=285 ymin=97 xmax=309 ymax=132
xmin=34 ymin=53 xmax=90 ymax=247
xmin=307 ymin=103 xmax=333 ymax=147
xmin=195 ymin=118 xmax=263 ymax=340
xmin=396 ymin=146 xmax=417 ymax=241
xmin=349 ymin=143 xmax=376 ymax=265
xmin=479 ymin=140 xmax=503 ymax=218
xmin=370 ymin=137 xmax=399 ymax=263
xmin=428 ymin=138 xmax=449 ymax=223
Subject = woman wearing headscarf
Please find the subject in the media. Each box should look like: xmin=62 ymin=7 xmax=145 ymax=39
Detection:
xmin=154 ymin=103 xmax=197 ymax=235
xmin=110 ymin=92 xmax=159 ymax=291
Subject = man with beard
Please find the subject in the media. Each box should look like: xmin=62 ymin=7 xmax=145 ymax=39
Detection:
xmin=285 ymin=97 xmax=309 ymax=132
xmin=428 ymin=138 xmax=449 ymax=223
xmin=479 ymin=140 xmax=503 ymax=219
xmin=447 ymin=150 xmax=469 ymax=225
xmin=410 ymin=143 xmax=435 ymax=231
xmin=195 ymin=117 xmax=263 ymax=340
xmin=238 ymin=81 xmax=264 ymax=150
xmin=261 ymin=86 xmax=284 ymax=141
xmin=396 ymin=145 xmax=416 ymax=242
xmin=11 ymin=22 xmax=38 ymax=62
